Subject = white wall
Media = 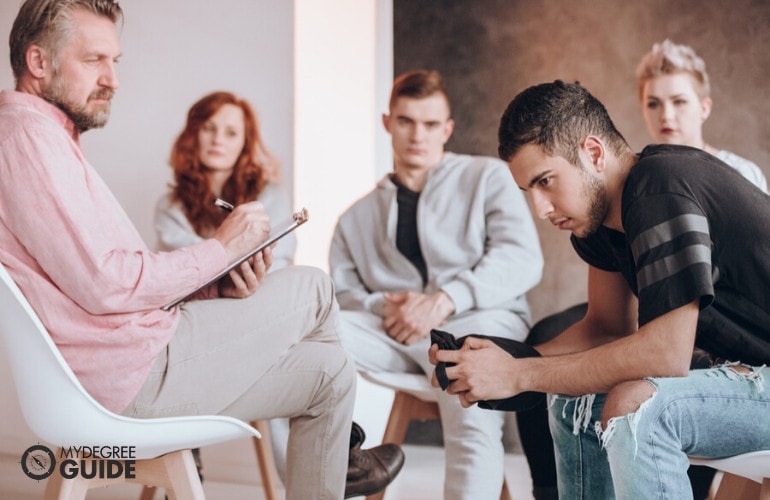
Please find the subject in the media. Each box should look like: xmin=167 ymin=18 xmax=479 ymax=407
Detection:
xmin=0 ymin=0 xmax=394 ymax=467
xmin=294 ymin=0 xmax=387 ymax=270
xmin=294 ymin=0 xmax=396 ymax=443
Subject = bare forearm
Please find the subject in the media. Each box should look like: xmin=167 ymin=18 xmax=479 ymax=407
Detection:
xmin=536 ymin=318 xmax=624 ymax=357
xmin=520 ymin=339 xmax=659 ymax=396
xmin=521 ymin=303 xmax=698 ymax=395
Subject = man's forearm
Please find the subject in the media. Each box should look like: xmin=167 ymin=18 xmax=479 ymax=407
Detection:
xmin=522 ymin=302 xmax=698 ymax=396
xmin=536 ymin=318 xmax=626 ymax=357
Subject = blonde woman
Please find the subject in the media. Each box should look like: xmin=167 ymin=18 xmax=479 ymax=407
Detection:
xmin=637 ymin=39 xmax=767 ymax=192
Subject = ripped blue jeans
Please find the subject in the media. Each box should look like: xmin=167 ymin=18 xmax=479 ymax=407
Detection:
xmin=549 ymin=364 xmax=770 ymax=499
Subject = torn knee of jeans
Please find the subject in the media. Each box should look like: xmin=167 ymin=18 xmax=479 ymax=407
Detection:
xmin=600 ymin=380 xmax=657 ymax=429
xmin=597 ymin=380 xmax=657 ymax=454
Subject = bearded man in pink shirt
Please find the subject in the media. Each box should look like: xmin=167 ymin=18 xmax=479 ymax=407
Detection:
xmin=0 ymin=1 xmax=402 ymax=498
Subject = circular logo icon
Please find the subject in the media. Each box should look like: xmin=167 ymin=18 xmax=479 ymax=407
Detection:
xmin=20 ymin=444 xmax=56 ymax=480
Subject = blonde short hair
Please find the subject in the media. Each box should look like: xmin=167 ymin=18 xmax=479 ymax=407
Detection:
xmin=635 ymin=39 xmax=710 ymax=100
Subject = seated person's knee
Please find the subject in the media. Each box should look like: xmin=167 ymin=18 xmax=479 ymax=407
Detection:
xmin=601 ymin=380 xmax=656 ymax=429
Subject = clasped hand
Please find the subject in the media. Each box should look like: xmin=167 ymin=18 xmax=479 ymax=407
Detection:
xmin=428 ymin=336 xmax=522 ymax=408
xmin=382 ymin=290 xmax=454 ymax=345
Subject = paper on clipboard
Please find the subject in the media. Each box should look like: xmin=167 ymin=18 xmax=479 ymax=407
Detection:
xmin=161 ymin=208 xmax=309 ymax=311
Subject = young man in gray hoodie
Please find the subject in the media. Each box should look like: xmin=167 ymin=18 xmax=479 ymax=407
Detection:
xmin=329 ymin=69 xmax=544 ymax=500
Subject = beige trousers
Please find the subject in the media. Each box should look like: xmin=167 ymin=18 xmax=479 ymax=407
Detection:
xmin=123 ymin=266 xmax=356 ymax=500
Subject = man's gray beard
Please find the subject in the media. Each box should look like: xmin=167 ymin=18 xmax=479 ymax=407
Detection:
xmin=42 ymin=71 xmax=111 ymax=133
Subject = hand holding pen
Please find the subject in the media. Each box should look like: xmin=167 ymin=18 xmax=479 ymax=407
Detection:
xmin=212 ymin=198 xmax=272 ymax=298
xmin=162 ymin=200 xmax=308 ymax=309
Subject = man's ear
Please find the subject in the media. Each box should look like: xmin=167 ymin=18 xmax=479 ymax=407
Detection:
xmin=700 ymin=97 xmax=713 ymax=122
xmin=442 ymin=118 xmax=455 ymax=144
xmin=382 ymin=113 xmax=391 ymax=133
xmin=582 ymin=135 xmax=606 ymax=172
xmin=25 ymin=45 xmax=49 ymax=79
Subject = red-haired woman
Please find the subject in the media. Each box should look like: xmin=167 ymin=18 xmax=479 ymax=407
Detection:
xmin=153 ymin=92 xmax=404 ymax=495
xmin=155 ymin=91 xmax=295 ymax=269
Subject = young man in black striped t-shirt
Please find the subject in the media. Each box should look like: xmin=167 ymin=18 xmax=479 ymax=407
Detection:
xmin=431 ymin=80 xmax=770 ymax=499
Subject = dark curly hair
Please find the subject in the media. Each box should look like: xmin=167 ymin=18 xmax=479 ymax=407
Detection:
xmin=498 ymin=80 xmax=629 ymax=166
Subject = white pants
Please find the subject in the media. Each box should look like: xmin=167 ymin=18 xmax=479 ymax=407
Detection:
xmin=340 ymin=308 xmax=528 ymax=500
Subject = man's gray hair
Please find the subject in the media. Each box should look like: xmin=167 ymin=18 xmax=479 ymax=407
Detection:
xmin=9 ymin=0 xmax=123 ymax=81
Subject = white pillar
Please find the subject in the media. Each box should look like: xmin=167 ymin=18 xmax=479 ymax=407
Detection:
xmin=293 ymin=0 xmax=392 ymax=272
xmin=293 ymin=0 xmax=394 ymax=442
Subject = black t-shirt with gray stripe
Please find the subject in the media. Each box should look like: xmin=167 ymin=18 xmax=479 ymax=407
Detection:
xmin=572 ymin=144 xmax=770 ymax=364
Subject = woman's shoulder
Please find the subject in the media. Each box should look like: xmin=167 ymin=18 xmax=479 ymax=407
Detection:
xmin=716 ymin=149 xmax=759 ymax=170
xmin=715 ymin=149 xmax=767 ymax=191
xmin=154 ymin=191 xmax=182 ymax=213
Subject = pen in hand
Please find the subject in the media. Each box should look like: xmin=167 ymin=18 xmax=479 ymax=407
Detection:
xmin=214 ymin=198 xmax=234 ymax=212
xmin=215 ymin=197 xmax=270 ymax=261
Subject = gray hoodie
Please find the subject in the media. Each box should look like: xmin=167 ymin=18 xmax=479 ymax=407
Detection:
xmin=330 ymin=152 xmax=543 ymax=324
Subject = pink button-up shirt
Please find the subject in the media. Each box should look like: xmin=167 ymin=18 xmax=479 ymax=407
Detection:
xmin=0 ymin=90 xmax=228 ymax=413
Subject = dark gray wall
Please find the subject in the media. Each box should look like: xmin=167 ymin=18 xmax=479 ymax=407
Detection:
xmin=395 ymin=0 xmax=770 ymax=322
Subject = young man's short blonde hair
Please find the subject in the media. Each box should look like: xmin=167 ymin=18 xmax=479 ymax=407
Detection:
xmin=635 ymin=39 xmax=710 ymax=100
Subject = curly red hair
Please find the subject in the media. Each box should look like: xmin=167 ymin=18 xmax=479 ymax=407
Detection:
xmin=170 ymin=91 xmax=272 ymax=235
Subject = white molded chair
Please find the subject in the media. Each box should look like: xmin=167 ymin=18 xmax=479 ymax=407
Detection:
xmin=690 ymin=451 xmax=770 ymax=499
xmin=359 ymin=371 xmax=511 ymax=500
xmin=0 ymin=262 xmax=261 ymax=499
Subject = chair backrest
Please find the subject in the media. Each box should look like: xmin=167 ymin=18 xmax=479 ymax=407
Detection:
xmin=0 ymin=262 xmax=111 ymax=446
xmin=0 ymin=262 xmax=259 ymax=458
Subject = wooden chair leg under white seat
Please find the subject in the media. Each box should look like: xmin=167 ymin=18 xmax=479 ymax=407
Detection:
xmin=139 ymin=420 xmax=281 ymax=500
xmin=367 ymin=390 xmax=511 ymax=500
xmin=712 ymin=471 xmax=766 ymax=500
xmin=251 ymin=420 xmax=282 ymax=500
xmin=45 ymin=449 xmax=203 ymax=500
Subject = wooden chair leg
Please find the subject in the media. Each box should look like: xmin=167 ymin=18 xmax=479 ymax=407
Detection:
xmin=500 ymin=477 xmax=511 ymax=500
xmin=366 ymin=390 xmax=511 ymax=500
xmin=252 ymin=420 xmax=282 ymax=500
xmin=714 ymin=472 xmax=761 ymax=500
xmin=45 ymin=450 xmax=201 ymax=500
xmin=381 ymin=391 xmax=440 ymax=445
xmin=367 ymin=391 xmax=441 ymax=500
xmin=44 ymin=467 xmax=90 ymax=500
xmin=155 ymin=451 xmax=205 ymax=500
xmin=141 ymin=421 xmax=281 ymax=500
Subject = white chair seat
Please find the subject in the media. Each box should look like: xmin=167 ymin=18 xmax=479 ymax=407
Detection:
xmin=690 ymin=450 xmax=770 ymax=487
xmin=359 ymin=371 xmax=437 ymax=402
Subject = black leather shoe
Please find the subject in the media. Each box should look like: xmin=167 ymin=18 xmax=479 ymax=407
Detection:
xmin=344 ymin=422 xmax=405 ymax=498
